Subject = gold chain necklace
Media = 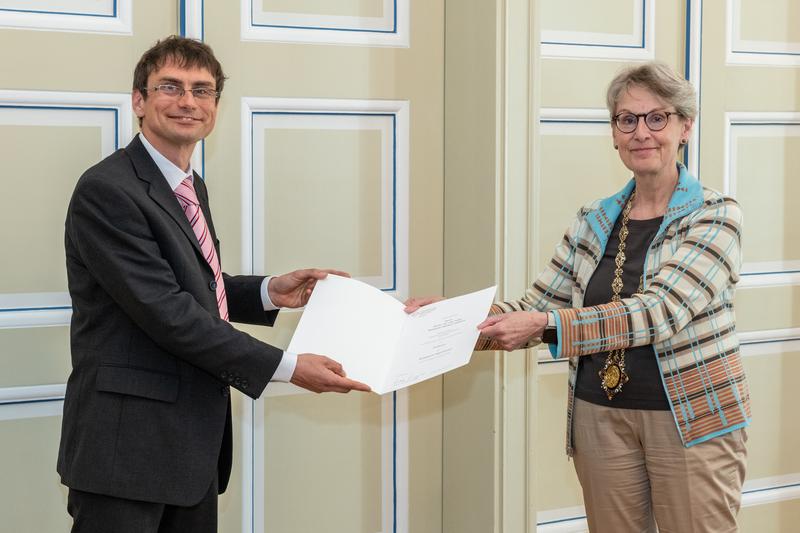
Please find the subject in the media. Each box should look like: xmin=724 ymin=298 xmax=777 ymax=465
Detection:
xmin=598 ymin=190 xmax=643 ymax=400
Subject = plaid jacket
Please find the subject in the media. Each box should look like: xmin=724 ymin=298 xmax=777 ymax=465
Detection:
xmin=479 ymin=165 xmax=751 ymax=455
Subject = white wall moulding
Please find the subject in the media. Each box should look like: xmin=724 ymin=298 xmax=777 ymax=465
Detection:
xmin=242 ymin=390 xmax=409 ymax=533
xmin=726 ymin=0 xmax=800 ymax=67
xmin=240 ymin=0 xmax=409 ymax=47
xmin=0 ymin=384 xmax=65 ymax=421
xmin=724 ymin=112 xmax=800 ymax=288
xmin=0 ymin=0 xmax=131 ymax=34
xmin=742 ymin=473 xmax=800 ymax=508
xmin=179 ymin=0 xmax=203 ymax=40
xmin=536 ymin=505 xmax=588 ymax=532
xmin=0 ymin=293 xmax=72 ymax=329
xmin=540 ymin=107 xmax=609 ymax=132
xmin=0 ymin=90 xmax=132 ymax=329
xmin=540 ymin=0 xmax=654 ymax=61
xmin=739 ymin=330 xmax=800 ymax=358
xmin=684 ymin=0 xmax=703 ymax=178
xmin=241 ymin=97 xmax=409 ymax=300
xmin=537 ymin=473 xmax=800 ymax=532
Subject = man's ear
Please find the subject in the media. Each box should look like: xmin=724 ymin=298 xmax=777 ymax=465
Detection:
xmin=132 ymin=89 xmax=145 ymax=120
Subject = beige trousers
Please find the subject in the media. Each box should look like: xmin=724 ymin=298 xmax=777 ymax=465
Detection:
xmin=572 ymin=398 xmax=748 ymax=533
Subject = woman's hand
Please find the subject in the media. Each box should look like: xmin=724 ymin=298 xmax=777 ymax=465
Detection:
xmin=404 ymin=295 xmax=445 ymax=313
xmin=477 ymin=311 xmax=548 ymax=351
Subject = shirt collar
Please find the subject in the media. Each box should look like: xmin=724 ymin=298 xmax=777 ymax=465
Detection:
xmin=138 ymin=133 xmax=196 ymax=191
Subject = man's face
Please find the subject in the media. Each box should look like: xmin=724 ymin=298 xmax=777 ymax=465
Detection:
xmin=132 ymin=60 xmax=218 ymax=159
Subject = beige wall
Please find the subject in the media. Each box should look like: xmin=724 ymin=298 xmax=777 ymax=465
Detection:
xmin=2 ymin=1 xmax=799 ymax=532
xmin=443 ymin=0 xmax=800 ymax=532
xmin=0 ymin=1 xmax=443 ymax=532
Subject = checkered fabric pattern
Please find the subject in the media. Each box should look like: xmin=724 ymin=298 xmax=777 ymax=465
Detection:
xmin=478 ymin=165 xmax=751 ymax=454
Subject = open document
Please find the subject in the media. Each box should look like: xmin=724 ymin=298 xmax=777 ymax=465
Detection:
xmin=287 ymin=275 xmax=497 ymax=394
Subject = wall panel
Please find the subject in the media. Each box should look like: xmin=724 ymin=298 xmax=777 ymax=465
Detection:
xmin=533 ymin=1 xmax=800 ymax=530
xmin=0 ymin=410 xmax=69 ymax=532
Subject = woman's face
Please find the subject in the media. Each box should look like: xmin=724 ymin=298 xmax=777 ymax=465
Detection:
xmin=612 ymin=85 xmax=693 ymax=180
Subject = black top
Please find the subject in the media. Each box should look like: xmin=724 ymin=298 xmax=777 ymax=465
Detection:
xmin=574 ymin=214 xmax=671 ymax=410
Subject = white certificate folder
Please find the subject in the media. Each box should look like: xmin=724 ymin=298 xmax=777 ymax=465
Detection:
xmin=287 ymin=275 xmax=497 ymax=395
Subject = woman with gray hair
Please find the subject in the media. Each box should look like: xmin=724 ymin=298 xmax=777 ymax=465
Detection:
xmin=407 ymin=62 xmax=750 ymax=532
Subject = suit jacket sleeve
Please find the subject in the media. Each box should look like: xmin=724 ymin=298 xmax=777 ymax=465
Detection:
xmin=67 ymin=171 xmax=281 ymax=399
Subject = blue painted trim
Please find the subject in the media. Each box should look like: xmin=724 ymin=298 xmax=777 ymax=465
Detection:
xmin=732 ymin=49 xmax=800 ymax=57
xmin=250 ymin=112 xmax=255 ymax=275
xmin=0 ymin=306 xmax=71 ymax=313
xmin=538 ymin=514 xmax=588 ymax=526
xmin=0 ymin=104 xmax=121 ymax=168
xmin=392 ymin=391 xmax=397 ymax=533
xmin=731 ymin=122 xmax=800 ymax=126
xmin=641 ymin=0 xmax=647 ymax=48
xmin=541 ymin=40 xmax=643 ymax=50
xmin=683 ymin=0 xmax=692 ymax=169
xmin=179 ymin=0 xmax=186 ymax=36
xmin=540 ymin=119 xmax=609 ymax=125
xmin=0 ymin=3 xmax=117 ymax=19
xmin=252 ymin=111 xmax=399 ymax=292
xmin=391 ymin=114 xmax=397 ymax=292
xmin=252 ymin=22 xmax=396 ymax=34
xmin=744 ymin=482 xmax=800 ymax=495
xmin=542 ymin=0 xmax=647 ymax=49
xmin=179 ymin=0 xmax=205 ymax=40
xmin=741 ymin=269 xmax=800 ymax=276
xmin=0 ymin=104 xmax=120 ymax=148
xmin=0 ymin=397 xmax=64 ymax=406
xmin=0 ymin=103 xmax=119 ymax=314
xmin=251 ymin=399 xmax=255 ymax=533
xmin=201 ymin=140 xmax=205 ymax=178
xmin=249 ymin=0 xmax=398 ymax=34
xmin=697 ymin=0 xmax=705 ymax=177
xmin=740 ymin=336 xmax=800 ymax=346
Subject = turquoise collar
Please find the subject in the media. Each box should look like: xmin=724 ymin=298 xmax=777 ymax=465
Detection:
xmin=586 ymin=164 xmax=705 ymax=250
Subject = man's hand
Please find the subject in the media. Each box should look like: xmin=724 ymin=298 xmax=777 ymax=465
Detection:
xmin=403 ymin=295 xmax=445 ymax=313
xmin=290 ymin=354 xmax=371 ymax=394
xmin=268 ymin=268 xmax=349 ymax=309
xmin=477 ymin=311 xmax=547 ymax=351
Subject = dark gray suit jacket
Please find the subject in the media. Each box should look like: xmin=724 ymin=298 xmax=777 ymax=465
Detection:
xmin=57 ymin=135 xmax=283 ymax=506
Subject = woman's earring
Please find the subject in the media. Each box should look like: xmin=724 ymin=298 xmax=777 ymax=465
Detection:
xmin=614 ymin=144 xmax=619 ymax=150
xmin=680 ymin=139 xmax=688 ymax=145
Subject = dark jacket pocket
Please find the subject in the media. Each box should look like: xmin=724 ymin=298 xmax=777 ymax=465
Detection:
xmin=96 ymin=365 xmax=179 ymax=403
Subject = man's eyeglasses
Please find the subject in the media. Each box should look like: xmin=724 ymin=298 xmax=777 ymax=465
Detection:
xmin=612 ymin=110 xmax=680 ymax=133
xmin=143 ymin=84 xmax=219 ymax=100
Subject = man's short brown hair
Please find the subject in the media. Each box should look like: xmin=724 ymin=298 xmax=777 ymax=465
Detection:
xmin=133 ymin=36 xmax=226 ymax=100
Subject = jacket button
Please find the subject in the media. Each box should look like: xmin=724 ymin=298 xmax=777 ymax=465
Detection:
xmin=210 ymin=281 xmax=217 ymax=290
xmin=241 ymin=379 xmax=249 ymax=389
xmin=221 ymin=386 xmax=229 ymax=397
xmin=221 ymin=371 xmax=229 ymax=380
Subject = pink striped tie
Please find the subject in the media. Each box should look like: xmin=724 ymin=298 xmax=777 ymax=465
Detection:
xmin=174 ymin=176 xmax=229 ymax=321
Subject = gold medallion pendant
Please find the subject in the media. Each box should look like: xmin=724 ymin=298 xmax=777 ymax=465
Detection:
xmin=602 ymin=364 xmax=620 ymax=389
xmin=599 ymin=358 xmax=629 ymax=400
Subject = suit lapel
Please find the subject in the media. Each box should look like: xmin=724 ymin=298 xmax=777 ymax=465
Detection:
xmin=123 ymin=136 xmax=207 ymax=263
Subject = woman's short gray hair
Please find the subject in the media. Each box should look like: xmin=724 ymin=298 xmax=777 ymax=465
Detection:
xmin=606 ymin=62 xmax=697 ymax=120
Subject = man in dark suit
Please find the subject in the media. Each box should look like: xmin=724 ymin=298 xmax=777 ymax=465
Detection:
xmin=57 ymin=36 xmax=370 ymax=533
